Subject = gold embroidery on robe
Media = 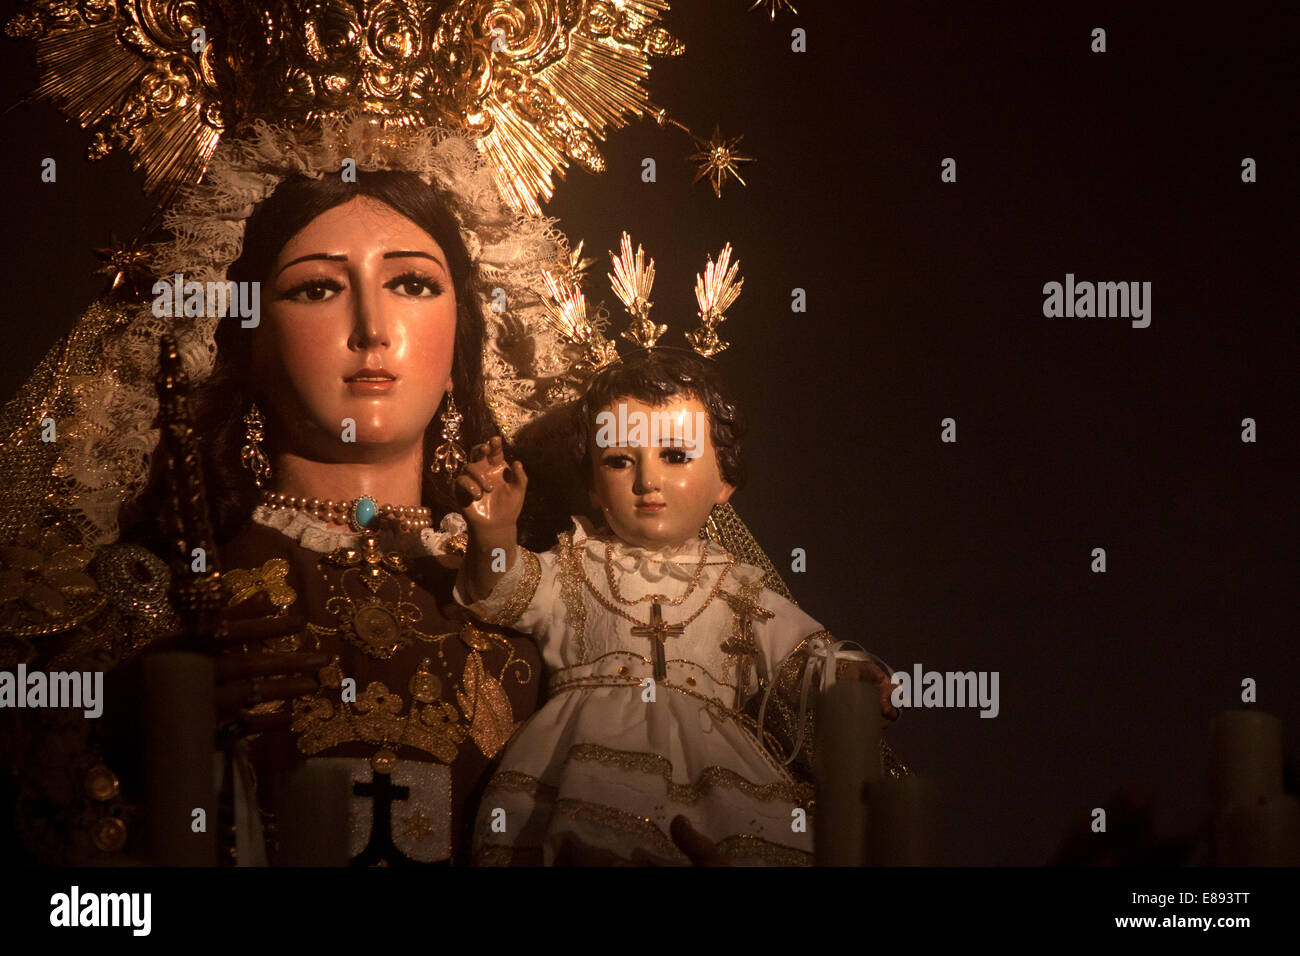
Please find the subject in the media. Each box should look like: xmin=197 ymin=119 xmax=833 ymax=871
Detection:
xmin=456 ymin=648 xmax=516 ymax=759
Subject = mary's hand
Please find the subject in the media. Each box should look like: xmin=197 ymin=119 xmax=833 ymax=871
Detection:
xmin=550 ymin=816 xmax=731 ymax=866
xmin=211 ymin=605 xmax=326 ymax=743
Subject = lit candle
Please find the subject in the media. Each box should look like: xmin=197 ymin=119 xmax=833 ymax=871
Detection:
xmin=141 ymin=652 xmax=216 ymax=865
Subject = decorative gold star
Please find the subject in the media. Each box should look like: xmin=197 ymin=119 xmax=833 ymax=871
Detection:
xmin=749 ymin=0 xmax=799 ymax=20
xmin=687 ymin=124 xmax=755 ymax=198
xmin=92 ymin=233 xmax=154 ymax=297
xmin=404 ymin=808 xmax=435 ymax=841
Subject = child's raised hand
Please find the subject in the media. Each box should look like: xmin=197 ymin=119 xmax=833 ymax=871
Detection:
xmin=836 ymin=657 xmax=902 ymax=723
xmin=456 ymin=435 xmax=527 ymax=534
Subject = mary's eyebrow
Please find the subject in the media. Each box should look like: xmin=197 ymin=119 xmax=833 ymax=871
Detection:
xmin=275 ymin=251 xmax=345 ymax=277
xmin=276 ymin=249 xmax=446 ymax=277
xmin=383 ymin=250 xmax=446 ymax=270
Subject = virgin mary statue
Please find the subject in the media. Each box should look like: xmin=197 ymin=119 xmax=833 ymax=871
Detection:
xmin=0 ymin=0 xmax=908 ymax=866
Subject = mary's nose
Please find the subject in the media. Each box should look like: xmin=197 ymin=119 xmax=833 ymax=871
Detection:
xmin=348 ymin=281 xmax=391 ymax=350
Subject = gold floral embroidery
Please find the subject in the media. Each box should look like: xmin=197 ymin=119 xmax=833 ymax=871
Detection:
xmin=0 ymin=528 xmax=105 ymax=637
xmin=485 ymin=548 xmax=541 ymax=627
xmin=315 ymin=539 xmax=425 ymax=660
xmin=713 ymin=833 xmax=812 ymax=866
xmin=564 ymin=744 xmax=808 ymax=805
xmin=223 ymin=558 xmax=297 ymax=612
xmin=719 ymin=578 xmax=774 ymax=707
xmin=556 ymin=532 xmax=589 ymax=664
xmin=456 ymin=648 xmax=516 ymax=759
xmin=291 ymin=677 xmax=468 ymax=763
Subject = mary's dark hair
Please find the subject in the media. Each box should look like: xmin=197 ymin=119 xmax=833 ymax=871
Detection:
xmin=122 ymin=169 xmax=499 ymax=548
xmin=568 ymin=348 xmax=746 ymax=492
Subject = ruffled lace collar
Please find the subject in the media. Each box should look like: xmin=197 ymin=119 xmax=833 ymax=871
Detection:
xmin=567 ymin=514 xmax=764 ymax=587
xmin=250 ymin=504 xmax=467 ymax=557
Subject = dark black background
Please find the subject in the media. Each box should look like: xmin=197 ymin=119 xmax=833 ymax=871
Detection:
xmin=1 ymin=1 xmax=1296 ymax=865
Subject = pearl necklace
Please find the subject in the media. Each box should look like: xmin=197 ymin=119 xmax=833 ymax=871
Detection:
xmin=259 ymin=491 xmax=432 ymax=533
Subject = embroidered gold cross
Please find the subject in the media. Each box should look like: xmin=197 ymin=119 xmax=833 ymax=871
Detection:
xmin=630 ymin=602 xmax=685 ymax=681
xmin=721 ymin=589 xmax=775 ymax=707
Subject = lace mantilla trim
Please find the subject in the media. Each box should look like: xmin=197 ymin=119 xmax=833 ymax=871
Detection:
xmin=250 ymin=504 xmax=467 ymax=558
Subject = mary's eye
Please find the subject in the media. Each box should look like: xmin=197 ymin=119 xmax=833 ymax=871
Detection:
xmin=388 ymin=271 xmax=444 ymax=297
xmin=282 ymin=278 xmax=342 ymax=302
xmin=661 ymin=447 xmax=689 ymax=464
xmin=602 ymin=454 xmax=632 ymax=469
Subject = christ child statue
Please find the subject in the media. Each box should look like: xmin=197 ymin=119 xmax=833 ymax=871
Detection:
xmin=452 ymin=348 xmax=894 ymax=865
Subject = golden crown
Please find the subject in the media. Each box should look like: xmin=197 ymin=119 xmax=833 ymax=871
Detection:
xmin=538 ymin=230 xmax=743 ymax=379
xmin=5 ymin=0 xmax=693 ymax=215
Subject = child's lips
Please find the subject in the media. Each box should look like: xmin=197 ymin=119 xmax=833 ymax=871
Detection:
xmin=635 ymin=502 xmax=665 ymax=512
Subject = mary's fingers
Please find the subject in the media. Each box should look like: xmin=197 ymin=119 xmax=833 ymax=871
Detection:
xmin=216 ymin=613 xmax=306 ymax=644
xmin=669 ymin=815 xmax=728 ymax=866
xmin=215 ymin=674 xmax=319 ymax=713
xmin=486 ymin=434 xmax=506 ymax=467
xmin=507 ymin=459 xmax=528 ymax=487
xmin=218 ymin=710 xmax=293 ymax=744
xmin=215 ymin=651 xmax=328 ymax=681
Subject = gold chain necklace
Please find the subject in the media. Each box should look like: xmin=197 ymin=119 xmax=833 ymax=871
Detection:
xmin=580 ymin=540 xmax=736 ymax=680
xmin=603 ymin=538 xmax=711 ymax=606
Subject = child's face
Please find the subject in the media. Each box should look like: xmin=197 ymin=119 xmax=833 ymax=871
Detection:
xmin=587 ymin=394 xmax=735 ymax=551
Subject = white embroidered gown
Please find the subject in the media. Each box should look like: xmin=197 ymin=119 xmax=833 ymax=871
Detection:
xmin=456 ymin=516 xmax=823 ymax=865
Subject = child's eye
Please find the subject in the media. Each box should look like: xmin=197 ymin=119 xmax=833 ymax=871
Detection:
xmin=661 ymin=447 xmax=689 ymax=464
xmin=387 ymin=270 xmax=444 ymax=297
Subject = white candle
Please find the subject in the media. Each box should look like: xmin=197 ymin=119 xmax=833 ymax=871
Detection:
xmin=272 ymin=762 xmax=352 ymax=866
xmin=867 ymin=773 xmax=940 ymax=866
xmin=141 ymin=652 xmax=216 ymax=865
xmin=814 ymin=678 xmax=880 ymax=865
xmin=1209 ymin=710 xmax=1283 ymax=809
xmin=1214 ymin=794 xmax=1300 ymax=866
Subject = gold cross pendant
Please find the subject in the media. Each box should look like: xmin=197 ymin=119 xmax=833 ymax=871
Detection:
xmin=630 ymin=602 xmax=686 ymax=681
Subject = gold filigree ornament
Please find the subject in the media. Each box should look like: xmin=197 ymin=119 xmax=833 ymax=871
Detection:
xmin=0 ymin=526 xmax=106 ymax=638
xmin=4 ymin=0 xmax=695 ymax=216
xmin=293 ymin=655 xmax=469 ymax=767
xmin=318 ymin=535 xmax=424 ymax=660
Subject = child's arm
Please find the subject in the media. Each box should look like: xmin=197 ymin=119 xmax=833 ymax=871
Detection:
xmin=456 ymin=435 xmax=528 ymax=602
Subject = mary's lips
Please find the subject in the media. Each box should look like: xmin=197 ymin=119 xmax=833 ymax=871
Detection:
xmin=344 ymin=368 xmax=397 ymax=381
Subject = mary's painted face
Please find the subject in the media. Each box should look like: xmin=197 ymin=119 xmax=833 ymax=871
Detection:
xmin=251 ymin=195 xmax=457 ymax=461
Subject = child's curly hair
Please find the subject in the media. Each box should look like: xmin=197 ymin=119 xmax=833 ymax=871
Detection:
xmin=568 ymin=348 xmax=746 ymax=491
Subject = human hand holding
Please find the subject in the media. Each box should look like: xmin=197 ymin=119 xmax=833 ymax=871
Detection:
xmin=211 ymin=603 xmax=325 ymax=743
